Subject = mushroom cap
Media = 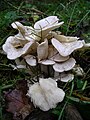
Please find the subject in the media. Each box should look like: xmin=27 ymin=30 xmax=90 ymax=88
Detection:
xmin=27 ymin=83 xmax=50 ymax=111
xmin=60 ymin=72 xmax=74 ymax=82
xmin=11 ymin=21 xmax=25 ymax=32
xmin=2 ymin=36 xmax=37 ymax=60
xmin=24 ymin=55 xmax=36 ymax=66
xmin=27 ymin=78 xmax=65 ymax=111
xmin=39 ymin=78 xmax=57 ymax=89
xmin=34 ymin=16 xmax=64 ymax=39
xmin=39 ymin=78 xmax=65 ymax=108
xmin=82 ymin=40 xmax=90 ymax=47
xmin=72 ymin=66 xmax=84 ymax=76
xmin=48 ymin=45 xmax=58 ymax=58
xmin=9 ymin=58 xmax=26 ymax=70
xmin=37 ymin=39 xmax=48 ymax=61
xmin=50 ymin=53 xmax=69 ymax=62
xmin=53 ymin=58 xmax=76 ymax=72
xmin=52 ymin=33 xmax=79 ymax=42
xmin=39 ymin=59 xmax=55 ymax=65
xmin=51 ymin=38 xmax=84 ymax=56
xmin=34 ymin=16 xmax=64 ymax=30
xmin=15 ymin=58 xmax=26 ymax=68
xmin=48 ymin=45 xmax=69 ymax=62
xmin=11 ymin=21 xmax=38 ymax=41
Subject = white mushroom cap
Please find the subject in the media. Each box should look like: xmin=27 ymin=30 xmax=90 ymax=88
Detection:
xmin=50 ymin=53 xmax=69 ymax=62
xmin=39 ymin=78 xmax=57 ymax=88
xmin=2 ymin=36 xmax=37 ymax=60
xmin=48 ymin=45 xmax=58 ymax=58
xmin=34 ymin=16 xmax=64 ymax=39
xmin=37 ymin=39 xmax=48 ymax=61
xmin=39 ymin=59 xmax=55 ymax=65
xmin=51 ymin=38 xmax=84 ymax=56
xmin=27 ymin=78 xmax=65 ymax=111
xmin=11 ymin=21 xmax=38 ymax=41
xmin=82 ymin=40 xmax=90 ymax=47
xmin=15 ymin=58 xmax=26 ymax=68
xmin=84 ymin=43 xmax=90 ymax=47
xmin=9 ymin=58 xmax=26 ymax=70
xmin=11 ymin=21 xmax=25 ymax=32
xmin=60 ymin=72 xmax=74 ymax=82
xmin=11 ymin=21 xmax=26 ymax=40
xmin=27 ymin=83 xmax=50 ymax=111
xmin=48 ymin=45 xmax=69 ymax=62
xmin=52 ymin=33 xmax=79 ymax=42
xmin=39 ymin=78 xmax=65 ymax=108
xmin=53 ymin=58 xmax=76 ymax=72
xmin=24 ymin=55 xmax=36 ymax=66
xmin=72 ymin=65 xmax=84 ymax=76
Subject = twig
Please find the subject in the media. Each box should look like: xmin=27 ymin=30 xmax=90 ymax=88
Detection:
xmin=66 ymin=3 xmax=77 ymax=35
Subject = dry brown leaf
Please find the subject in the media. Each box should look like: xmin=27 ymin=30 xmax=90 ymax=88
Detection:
xmin=5 ymin=80 xmax=34 ymax=120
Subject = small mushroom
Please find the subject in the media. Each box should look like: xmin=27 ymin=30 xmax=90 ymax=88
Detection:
xmin=37 ymin=39 xmax=48 ymax=61
xmin=24 ymin=55 xmax=36 ymax=66
xmin=9 ymin=58 xmax=26 ymax=70
xmin=15 ymin=58 xmax=26 ymax=68
xmin=82 ymin=40 xmax=90 ymax=47
xmin=53 ymin=58 xmax=76 ymax=72
xmin=51 ymin=38 xmax=84 ymax=56
xmin=60 ymin=72 xmax=74 ymax=82
xmin=39 ymin=59 xmax=55 ymax=65
xmin=72 ymin=65 xmax=84 ymax=76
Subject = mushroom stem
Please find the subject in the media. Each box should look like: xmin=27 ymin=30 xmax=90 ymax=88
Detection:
xmin=36 ymin=57 xmax=39 ymax=82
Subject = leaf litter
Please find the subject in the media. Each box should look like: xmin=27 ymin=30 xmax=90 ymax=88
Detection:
xmin=4 ymin=80 xmax=34 ymax=120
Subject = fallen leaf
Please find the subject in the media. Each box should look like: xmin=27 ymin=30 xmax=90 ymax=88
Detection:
xmin=65 ymin=104 xmax=83 ymax=120
xmin=5 ymin=80 xmax=34 ymax=120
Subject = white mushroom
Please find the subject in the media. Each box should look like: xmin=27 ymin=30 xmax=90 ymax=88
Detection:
xmin=9 ymin=58 xmax=26 ymax=70
xmin=34 ymin=16 xmax=64 ymax=39
xmin=11 ymin=21 xmax=36 ymax=41
xmin=82 ymin=40 xmax=90 ymax=47
xmin=52 ymin=33 xmax=79 ymax=42
xmin=2 ymin=36 xmax=38 ymax=60
xmin=11 ymin=21 xmax=25 ymax=34
xmin=53 ymin=58 xmax=76 ymax=72
xmin=48 ymin=45 xmax=58 ymax=58
xmin=39 ymin=59 xmax=55 ymax=65
xmin=37 ymin=39 xmax=48 ymax=61
xmin=60 ymin=72 xmax=74 ymax=82
xmin=15 ymin=58 xmax=26 ymax=69
xmin=50 ymin=53 xmax=69 ymax=62
xmin=84 ymin=43 xmax=90 ymax=47
xmin=27 ymin=78 xmax=65 ymax=111
xmin=51 ymin=38 xmax=84 ymax=56
xmin=24 ymin=55 xmax=36 ymax=66
xmin=48 ymin=45 xmax=69 ymax=62
xmin=72 ymin=65 xmax=84 ymax=76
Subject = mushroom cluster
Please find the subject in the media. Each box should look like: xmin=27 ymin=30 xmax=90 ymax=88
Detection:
xmin=2 ymin=16 xmax=89 ymax=111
